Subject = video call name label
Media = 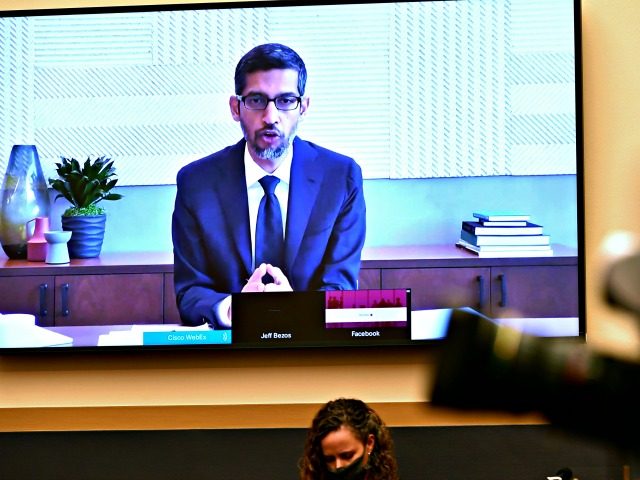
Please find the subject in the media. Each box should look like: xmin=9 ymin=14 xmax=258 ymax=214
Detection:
xmin=143 ymin=330 xmax=231 ymax=345
xmin=260 ymin=332 xmax=293 ymax=340
xmin=352 ymin=331 xmax=381 ymax=337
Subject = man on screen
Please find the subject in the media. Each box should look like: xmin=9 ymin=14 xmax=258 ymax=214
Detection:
xmin=172 ymin=43 xmax=366 ymax=329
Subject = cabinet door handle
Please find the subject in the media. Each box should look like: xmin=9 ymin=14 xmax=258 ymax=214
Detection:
xmin=39 ymin=283 xmax=48 ymax=317
xmin=476 ymin=275 xmax=484 ymax=309
xmin=498 ymin=274 xmax=507 ymax=307
xmin=61 ymin=283 xmax=70 ymax=316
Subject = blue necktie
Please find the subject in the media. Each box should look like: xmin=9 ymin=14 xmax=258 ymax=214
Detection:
xmin=255 ymin=176 xmax=284 ymax=280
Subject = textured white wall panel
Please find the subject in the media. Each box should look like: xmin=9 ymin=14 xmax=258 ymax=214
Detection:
xmin=1 ymin=17 xmax=35 ymax=159
xmin=0 ymin=0 xmax=578 ymax=185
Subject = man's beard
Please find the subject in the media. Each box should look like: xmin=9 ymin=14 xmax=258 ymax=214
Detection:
xmin=241 ymin=121 xmax=298 ymax=162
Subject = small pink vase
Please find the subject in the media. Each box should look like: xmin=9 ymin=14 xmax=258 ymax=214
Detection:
xmin=27 ymin=216 xmax=49 ymax=262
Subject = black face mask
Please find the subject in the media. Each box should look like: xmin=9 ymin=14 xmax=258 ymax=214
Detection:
xmin=325 ymin=453 xmax=368 ymax=480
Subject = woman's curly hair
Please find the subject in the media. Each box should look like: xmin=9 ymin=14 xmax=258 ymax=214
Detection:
xmin=299 ymin=398 xmax=399 ymax=480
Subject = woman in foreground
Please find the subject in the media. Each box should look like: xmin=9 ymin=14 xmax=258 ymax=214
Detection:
xmin=299 ymin=398 xmax=400 ymax=480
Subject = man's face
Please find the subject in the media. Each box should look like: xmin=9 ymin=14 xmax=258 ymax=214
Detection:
xmin=230 ymin=68 xmax=309 ymax=171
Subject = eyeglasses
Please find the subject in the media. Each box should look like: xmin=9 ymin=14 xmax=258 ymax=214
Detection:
xmin=236 ymin=94 xmax=302 ymax=111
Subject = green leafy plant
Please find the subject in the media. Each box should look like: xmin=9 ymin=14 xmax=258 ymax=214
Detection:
xmin=48 ymin=156 xmax=124 ymax=216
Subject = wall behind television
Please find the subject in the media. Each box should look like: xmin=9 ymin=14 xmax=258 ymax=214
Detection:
xmin=46 ymin=176 xmax=578 ymax=252
xmin=1 ymin=1 xmax=577 ymax=184
xmin=1 ymin=0 xmax=640 ymax=431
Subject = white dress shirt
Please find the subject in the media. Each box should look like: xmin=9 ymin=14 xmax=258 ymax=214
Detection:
xmin=243 ymin=145 xmax=292 ymax=270
xmin=214 ymin=144 xmax=294 ymax=327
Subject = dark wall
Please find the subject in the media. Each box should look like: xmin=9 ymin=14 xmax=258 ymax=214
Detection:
xmin=0 ymin=425 xmax=624 ymax=480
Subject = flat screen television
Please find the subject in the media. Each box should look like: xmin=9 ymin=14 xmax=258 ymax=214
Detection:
xmin=0 ymin=0 xmax=584 ymax=351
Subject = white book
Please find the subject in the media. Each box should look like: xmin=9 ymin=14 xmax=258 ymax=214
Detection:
xmin=457 ymin=238 xmax=552 ymax=252
xmin=457 ymin=241 xmax=554 ymax=258
xmin=480 ymin=221 xmax=528 ymax=227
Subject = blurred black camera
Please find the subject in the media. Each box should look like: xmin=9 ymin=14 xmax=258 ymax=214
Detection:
xmin=430 ymin=307 xmax=640 ymax=450
xmin=430 ymin=252 xmax=640 ymax=478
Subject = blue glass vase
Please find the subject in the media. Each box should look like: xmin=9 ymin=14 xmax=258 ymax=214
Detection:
xmin=0 ymin=145 xmax=52 ymax=259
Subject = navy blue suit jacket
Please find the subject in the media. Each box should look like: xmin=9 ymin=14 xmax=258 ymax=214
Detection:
xmin=172 ymin=137 xmax=366 ymax=327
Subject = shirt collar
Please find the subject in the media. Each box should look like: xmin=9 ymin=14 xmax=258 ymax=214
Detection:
xmin=244 ymin=141 xmax=293 ymax=188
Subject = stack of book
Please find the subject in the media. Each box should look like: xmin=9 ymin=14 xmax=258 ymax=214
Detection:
xmin=456 ymin=212 xmax=553 ymax=257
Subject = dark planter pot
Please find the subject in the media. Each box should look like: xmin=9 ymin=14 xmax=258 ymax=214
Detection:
xmin=61 ymin=214 xmax=106 ymax=259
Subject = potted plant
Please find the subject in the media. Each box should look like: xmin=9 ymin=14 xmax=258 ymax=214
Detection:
xmin=48 ymin=155 xmax=123 ymax=258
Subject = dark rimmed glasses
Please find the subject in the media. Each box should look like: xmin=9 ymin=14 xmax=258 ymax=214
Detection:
xmin=236 ymin=94 xmax=302 ymax=111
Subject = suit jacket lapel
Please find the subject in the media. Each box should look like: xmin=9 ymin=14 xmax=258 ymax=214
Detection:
xmin=285 ymin=138 xmax=323 ymax=269
xmin=217 ymin=140 xmax=252 ymax=275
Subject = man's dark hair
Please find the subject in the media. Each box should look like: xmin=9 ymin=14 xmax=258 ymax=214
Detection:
xmin=234 ymin=43 xmax=307 ymax=96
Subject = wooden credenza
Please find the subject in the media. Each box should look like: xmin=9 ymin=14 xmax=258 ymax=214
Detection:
xmin=359 ymin=244 xmax=580 ymax=319
xmin=0 ymin=252 xmax=178 ymax=326
xmin=0 ymin=245 xmax=579 ymax=326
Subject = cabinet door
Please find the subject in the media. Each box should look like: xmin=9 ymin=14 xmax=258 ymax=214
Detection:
xmin=358 ymin=268 xmax=381 ymax=289
xmin=382 ymin=267 xmax=491 ymax=311
xmin=163 ymin=273 xmax=181 ymax=325
xmin=490 ymin=265 xmax=579 ymax=318
xmin=0 ymin=276 xmax=55 ymax=326
xmin=54 ymin=274 xmax=164 ymax=326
